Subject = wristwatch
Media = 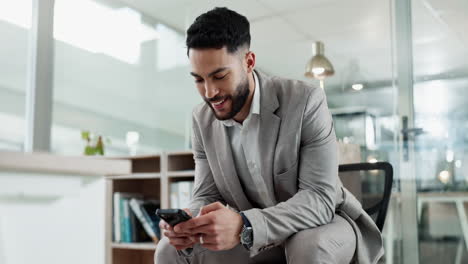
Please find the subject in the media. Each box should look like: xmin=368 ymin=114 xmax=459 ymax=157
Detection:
xmin=239 ymin=212 xmax=254 ymax=250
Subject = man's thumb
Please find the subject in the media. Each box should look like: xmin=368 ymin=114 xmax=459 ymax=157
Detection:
xmin=183 ymin=208 xmax=193 ymax=217
xmin=199 ymin=202 xmax=224 ymax=216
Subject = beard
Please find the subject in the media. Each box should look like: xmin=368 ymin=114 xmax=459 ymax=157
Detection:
xmin=204 ymin=75 xmax=250 ymax=121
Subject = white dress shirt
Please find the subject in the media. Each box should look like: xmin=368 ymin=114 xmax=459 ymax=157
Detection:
xmin=221 ymin=71 xmax=274 ymax=208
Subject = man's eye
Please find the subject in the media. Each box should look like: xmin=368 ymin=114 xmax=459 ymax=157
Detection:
xmin=213 ymin=74 xmax=227 ymax=80
xmin=195 ymin=79 xmax=204 ymax=83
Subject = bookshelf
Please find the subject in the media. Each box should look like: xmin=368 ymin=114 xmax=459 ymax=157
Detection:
xmin=105 ymin=151 xmax=195 ymax=264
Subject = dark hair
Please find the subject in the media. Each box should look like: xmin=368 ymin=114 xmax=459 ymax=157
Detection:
xmin=186 ymin=7 xmax=251 ymax=55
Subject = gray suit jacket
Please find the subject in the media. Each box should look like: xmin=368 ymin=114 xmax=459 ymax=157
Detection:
xmin=189 ymin=70 xmax=384 ymax=264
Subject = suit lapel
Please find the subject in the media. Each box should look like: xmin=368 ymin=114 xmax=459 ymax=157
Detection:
xmin=258 ymin=111 xmax=280 ymax=195
xmin=256 ymin=71 xmax=281 ymax=204
xmin=213 ymin=121 xmax=252 ymax=210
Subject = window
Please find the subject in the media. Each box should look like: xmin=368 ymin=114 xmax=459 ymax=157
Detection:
xmin=51 ymin=0 xmax=197 ymax=155
xmin=0 ymin=0 xmax=32 ymax=151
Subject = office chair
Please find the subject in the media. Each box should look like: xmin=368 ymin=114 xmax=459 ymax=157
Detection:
xmin=338 ymin=162 xmax=393 ymax=232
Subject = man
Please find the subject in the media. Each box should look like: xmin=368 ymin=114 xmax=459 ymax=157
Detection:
xmin=155 ymin=7 xmax=383 ymax=264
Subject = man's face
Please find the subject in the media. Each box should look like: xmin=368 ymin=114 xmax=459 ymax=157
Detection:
xmin=189 ymin=47 xmax=250 ymax=120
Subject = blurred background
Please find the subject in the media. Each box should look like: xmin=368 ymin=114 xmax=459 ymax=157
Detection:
xmin=0 ymin=0 xmax=467 ymax=263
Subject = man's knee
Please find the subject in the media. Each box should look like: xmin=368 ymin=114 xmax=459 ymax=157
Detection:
xmin=154 ymin=237 xmax=180 ymax=264
xmin=285 ymin=227 xmax=334 ymax=263
xmin=285 ymin=216 xmax=356 ymax=264
xmin=154 ymin=239 xmax=251 ymax=264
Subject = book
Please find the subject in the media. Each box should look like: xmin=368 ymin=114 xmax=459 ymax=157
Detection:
xmin=140 ymin=200 xmax=161 ymax=239
xmin=170 ymin=182 xmax=179 ymax=208
xmin=178 ymin=181 xmax=193 ymax=209
xmin=113 ymin=192 xmax=122 ymax=242
xmin=129 ymin=198 xmax=139 ymax=242
xmin=129 ymin=198 xmax=161 ymax=243
xmin=122 ymin=198 xmax=131 ymax=242
xmin=170 ymin=181 xmax=194 ymax=209
xmin=113 ymin=192 xmax=142 ymax=243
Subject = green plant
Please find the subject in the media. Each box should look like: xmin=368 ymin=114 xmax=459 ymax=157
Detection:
xmin=81 ymin=130 xmax=111 ymax=156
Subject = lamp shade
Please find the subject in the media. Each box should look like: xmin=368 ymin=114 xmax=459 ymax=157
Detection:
xmin=341 ymin=59 xmax=367 ymax=91
xmin=305 ymin=41 xmax=334 ymax=80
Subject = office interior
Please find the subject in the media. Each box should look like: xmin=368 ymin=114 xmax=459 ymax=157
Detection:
xmin=0 ymin=0 xmax=467 ymax=263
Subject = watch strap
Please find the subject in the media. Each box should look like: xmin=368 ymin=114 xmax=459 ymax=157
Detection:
xmin=240 ymin=212 xmax=252 ymax=227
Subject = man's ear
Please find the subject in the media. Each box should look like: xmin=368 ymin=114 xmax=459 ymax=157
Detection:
xmin=245 ymin=51 xmax=256 ymax=74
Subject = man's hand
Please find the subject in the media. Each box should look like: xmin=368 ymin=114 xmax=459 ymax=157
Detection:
xmin=159 ymin=209 xmax=197 ymax=251
xmin=174 ymin=202 xmax=243 ymax=251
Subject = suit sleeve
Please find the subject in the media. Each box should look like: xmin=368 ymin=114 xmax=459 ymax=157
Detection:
xmin=176 ymin=111 xmax=226 ymax=257
xmin=188 ymin=111 xmax=225 ymax=216
xmin=242 ymin=87 xmax=338 ymax=256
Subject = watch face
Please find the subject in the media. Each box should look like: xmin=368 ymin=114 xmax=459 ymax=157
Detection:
xmin=241 ymin=226 xmax=253 ymax=248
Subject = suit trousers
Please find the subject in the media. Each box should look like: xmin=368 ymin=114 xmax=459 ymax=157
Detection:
xmin=154 ymin=214 xmax=356 ymax=264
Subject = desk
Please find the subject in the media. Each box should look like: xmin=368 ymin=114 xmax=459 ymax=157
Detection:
xmin=0 ymin=151 xmax=131 ymax=264
xmin=417 ymin=192 xmax=468 ymax=264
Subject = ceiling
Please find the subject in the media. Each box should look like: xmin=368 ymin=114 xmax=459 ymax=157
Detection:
xmin=116 ymin=0 xmax=393 ymax=90
xmin=115 ymin=0 xmax=468 ymax=92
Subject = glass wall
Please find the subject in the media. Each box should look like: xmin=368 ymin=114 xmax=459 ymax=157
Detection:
xmin=51 ymin=0 xmax=198 ymax=156
xmin=0 ymin=0 xmax=32 ymax=151
xmin=411 ymin=0 xmax=468 ymax=262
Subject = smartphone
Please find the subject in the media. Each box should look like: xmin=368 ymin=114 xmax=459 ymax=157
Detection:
xmin=156 ymin=209 xmax=192 ymax=227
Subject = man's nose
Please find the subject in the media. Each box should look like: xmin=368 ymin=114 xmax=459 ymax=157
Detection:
xmin=205 ymin=82 xmax=219 ymax=99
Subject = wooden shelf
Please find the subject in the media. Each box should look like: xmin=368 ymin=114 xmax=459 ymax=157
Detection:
xmin=106 ymin=173 xmax=162 ymax=180
xmin=106 ymin=152 xmax=195 ymax=264
xmin=0 ymin=151 xmax=131 ymax=176
xmin=167 ymin=152 xmax=194 ymax=172
xmin=109 ymin=154 xmax=162 ymax=160
xmin=109 ymin=155 xmax=161 ymax=174
xmin=111 ymin=242 xmax=157 ymax=250
xmin=167 ymin=170 xmax=195 ymax=178
xmin=166 ymin=151 xmax=192 ymax=156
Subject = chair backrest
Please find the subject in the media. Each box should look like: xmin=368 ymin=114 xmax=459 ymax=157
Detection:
xmin=338 ymin=162 xmax=393 ymax=232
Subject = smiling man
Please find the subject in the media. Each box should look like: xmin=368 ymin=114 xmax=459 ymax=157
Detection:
xmin=189 ymin=51 xmax=252 ymax=122
xmin=155 ymin=7 xmax=383 ymax=264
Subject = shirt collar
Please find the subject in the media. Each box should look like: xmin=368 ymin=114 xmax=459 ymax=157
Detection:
xmin=221 ymin=71 xmax=261 ymax=127
xmin=251 ymin=70 xmax=260 ymax=115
